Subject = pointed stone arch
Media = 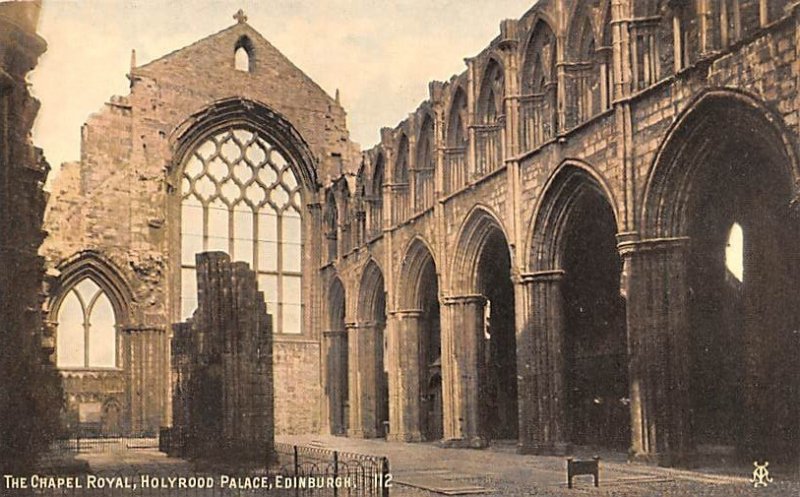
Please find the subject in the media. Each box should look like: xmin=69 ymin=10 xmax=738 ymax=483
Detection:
xmin=447 ymin=205 xmax=518 ymax=442
xmin=347 ymin=259 xmax=389 ymax=438
xmin=450 ymin=205 xmax=512 ymax=292
xmin=396 ymin=236 xmax=438 ymax=311
xmin=324 ymin=275 xmax=348 ymax=435
xmin=520 ymin=17 xmax=559 ymax=148
xmin=528 ymin=160 xmax=619 ymax=272
xmin=630 ymin=88 xmax=800 ymax=463
xmin=389 ymin=237 xmax=442 ymax=442
xmin=477 ymin=57 xmax=505 ymax=124
xmin=170 ymin=97 xmax=319 ymax=192
xmin=446 ymin=85 xmax=468 ymax=148
xmin=358 ymin=259 xmax=386 ymax=323
xmin=519 ymin=160 xmax=626 ymax=453
xmin=48 ymin=250 xmax=134 ymax=326
xmin=642 ymin=89 xmax=800 ymax=238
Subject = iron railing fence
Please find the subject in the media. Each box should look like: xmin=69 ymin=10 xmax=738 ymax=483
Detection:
xmin=274 ymin=443 xmax=390 ymax=497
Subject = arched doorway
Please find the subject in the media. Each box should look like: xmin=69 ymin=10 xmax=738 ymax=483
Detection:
xmin=418 ymin=256 xmax=443 ymax=442
xmin=561 ymin=190 xmax=627 ymax=449
xmin=393 ymin=239 xmax=443 ymax=442
xmin=356 ymin=261 xmax=389 ymax=438
xmin=326 ymin=277 xmax=348 ymax=435
xmin=644 ymin=92 xmax=800 ymax=462
xmin=528 ymin=164 xmax=628 ymax=451
xmin=477 ymin=220 xmax=518 ymax=440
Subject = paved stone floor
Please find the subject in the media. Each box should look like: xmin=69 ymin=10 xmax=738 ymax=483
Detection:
xmin=278 ymin=434 xmax=800 ymax=496
xmin=30 ymin=436 xmax=800 ymax=496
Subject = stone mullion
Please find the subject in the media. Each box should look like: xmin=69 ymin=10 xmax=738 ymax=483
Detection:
xmin=386 ymin=310 xmax=423 ymax=442
xmin=440 ymin=295 xmax=487 ymax=447
xmin=518 ymin=271 xmax=568 ymax=454
xmin=621 ymin=238 xmax=691 ymax=465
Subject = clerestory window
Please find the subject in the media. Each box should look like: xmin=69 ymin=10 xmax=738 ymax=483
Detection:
xmin=180 ymin=128 xmax=303 ymax=334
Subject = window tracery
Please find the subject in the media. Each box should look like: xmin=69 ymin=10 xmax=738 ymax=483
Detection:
xmin=181 ymin=128 xmax=303 ymax=334
xmin=56 ymin=278 xmax=117 ymax=369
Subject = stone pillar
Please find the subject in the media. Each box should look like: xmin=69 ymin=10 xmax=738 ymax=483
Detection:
xmin=440 ymin=295 xmax=488 ymax=448
xmin=620 ymin=238 xmax=691 ymax=465
xmin=347 ymin=321 xmax=383 ymax=438
xmin=386 ymin=310 xmax=423 ymax=442
xmin=323 ymin=329 xmax=349 ymax=435
xmin=516 ymin=271 xmax=568 ymax=454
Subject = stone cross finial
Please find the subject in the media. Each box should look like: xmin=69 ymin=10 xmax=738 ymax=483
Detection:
xmin=234 ymin=9 xmax=247 ymax=24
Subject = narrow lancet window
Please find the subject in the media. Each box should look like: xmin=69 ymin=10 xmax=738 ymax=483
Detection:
xmin=725 ymin=222 xmax=744 ymax=282
xmin=235 ymin=46 xmax=250 ymax=72
xmin=234 ymin=36 xmax=253 ymax=72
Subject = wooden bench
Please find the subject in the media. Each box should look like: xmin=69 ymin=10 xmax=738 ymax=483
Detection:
xmin=567 ymin=456 xmax=600 ymax=488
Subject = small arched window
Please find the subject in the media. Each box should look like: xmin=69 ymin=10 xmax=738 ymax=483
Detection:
xmin=394 ymin=134 xmax=410 ymax=184
xmin=234 ymin=36 xmax=253 ymax=72
xmin=478 ymin=60 xmax=504 ymax=124
xmin=56 ymin=278 xmax=117 ymax=369
xmin=325 ymin=189 xmax=338 ymax=261
xmin=447 ymin=88 xmax=468 ymax=148
xmin=725 ymin=222 xmax=744 ymax=282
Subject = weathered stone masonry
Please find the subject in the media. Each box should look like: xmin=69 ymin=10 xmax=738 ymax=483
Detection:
xmin=325 ymin=0 xmax=800 ymax=467
xmin=38 ymin=0 xmax=800 ymax=469
xmin=0 ymin=0 xmax=62 ymax=472
xmin=171 ymin=252 xmax=273 ymax=463
xmin=42 ymin=13 xmax=360 ymax=437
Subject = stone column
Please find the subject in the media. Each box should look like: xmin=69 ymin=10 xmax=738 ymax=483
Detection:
xmin=386 ymin=310 xmax=423 ymax=442
xmin=347 ymin=321 xmax=383 ymax=438
xmin=440 ymin=295 xmax=488 ymax=448
xmin=323 ymin=329 xmax=349 ymax=435
xmin=516 ymin=271 xmax=568 ymax=454
xmin=620 ymin=237 xmax=691 ymax=465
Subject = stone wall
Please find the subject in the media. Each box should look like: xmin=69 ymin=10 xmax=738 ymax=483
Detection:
xmin=41 ymin=13 xmax=347 ymax=436
xmin=0 ymin=0 xmax=62 ymax=473
xmin=320 ymin=0 xmax=800 ymax=466
xmin=171 ymin=252 xmax=273 ymax=463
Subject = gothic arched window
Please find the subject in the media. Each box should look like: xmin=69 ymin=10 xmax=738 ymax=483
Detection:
xmin=234 ymin=36 xmax=253 ymax=72
xmin=181 ymin=128 xmax=303 ymax=334
xmin=56 ymin=278 xmax=117 ymax=369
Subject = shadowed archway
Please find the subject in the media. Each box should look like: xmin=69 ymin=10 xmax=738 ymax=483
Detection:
xmin=325 ymin=276 xmax=348 ymax=435
xmin=640 ymin=90 xmax=800 ymax=463
xmin=524 ymin=162 xmax=627 ymax=451
xmin=392 ymin=238 xmax=442 ymax=442
xmin=450 ymin=208 xmax=518 ymax=443
xmin=353 ymin=260 xmax=389 ymax=438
